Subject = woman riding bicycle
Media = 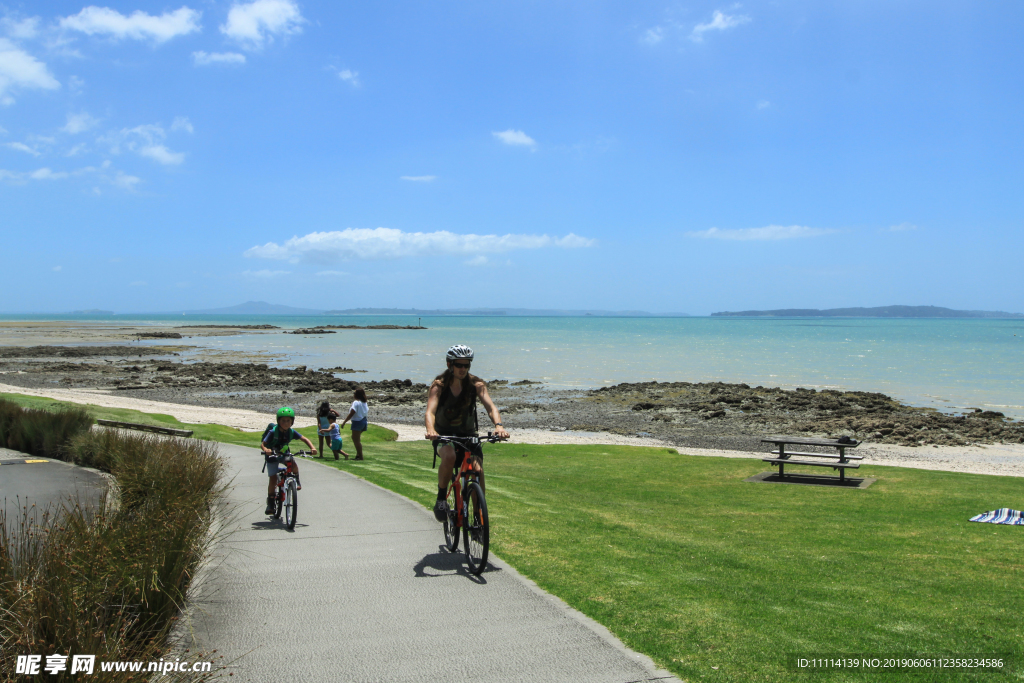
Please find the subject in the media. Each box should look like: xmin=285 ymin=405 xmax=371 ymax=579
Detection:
xmin=425 ymin=344 xmax=508 ymax=522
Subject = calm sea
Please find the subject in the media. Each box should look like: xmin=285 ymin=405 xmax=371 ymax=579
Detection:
xmin=4 ymin=315 xmax=1023 ymax=419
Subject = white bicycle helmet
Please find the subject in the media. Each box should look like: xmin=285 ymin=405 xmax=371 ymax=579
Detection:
xmin=446 ymin=344 xmax=475 ymax=361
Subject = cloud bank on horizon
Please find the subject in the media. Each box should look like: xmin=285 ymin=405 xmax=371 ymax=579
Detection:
xmin=0 ymin=1 xmax=1022 ymax=314
xmin=245 ymin=228 xmax=595 ymax=264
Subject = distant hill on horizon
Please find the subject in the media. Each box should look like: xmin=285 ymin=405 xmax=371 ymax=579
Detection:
xmin=711 ymin=305 xmax=1024 ymax=319
xmin=172 ymin=302 xmax=690 ymax=317
xmin=181 ymin=301 xmax=325 ymax=316
xmin=324 ymin=307 xmax=690 ymax=317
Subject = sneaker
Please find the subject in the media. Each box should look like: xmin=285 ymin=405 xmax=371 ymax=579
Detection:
xmin=264 ymin=497 xmax=275 ymax=515
xmin=433 ymin=498 xmax=448 ymax=522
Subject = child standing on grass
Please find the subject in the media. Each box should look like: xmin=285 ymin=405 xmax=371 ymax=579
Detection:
xmin=339 ymin=388 xmax=369 ymax=461
xmin=318 ymin=413 xmax=351 ymax=460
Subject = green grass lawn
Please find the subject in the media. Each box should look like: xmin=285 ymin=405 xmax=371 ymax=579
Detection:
xmin=4 ymin=390 xmax=1021 ymax=681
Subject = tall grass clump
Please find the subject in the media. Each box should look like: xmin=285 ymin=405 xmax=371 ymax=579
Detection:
xmin=0 ymin=398 xmax=92 ymax=459
xmin=0 ymin=429 xmax=224 ymax=681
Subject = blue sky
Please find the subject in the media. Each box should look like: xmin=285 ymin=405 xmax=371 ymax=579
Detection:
xmin=1 ymin=1 xmax=1022 ymax=314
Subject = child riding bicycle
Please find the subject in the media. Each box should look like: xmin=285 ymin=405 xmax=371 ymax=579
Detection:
xmin=261 ymin=406 xmax=317 ymax=515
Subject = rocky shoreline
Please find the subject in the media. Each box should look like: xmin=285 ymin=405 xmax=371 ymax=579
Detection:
xmin=1 ymin=344 xmax=1021 ymax=453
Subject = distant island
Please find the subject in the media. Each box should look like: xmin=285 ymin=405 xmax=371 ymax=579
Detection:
xmin=175 ymin=302 xmax=689 ymax=317
xmin=325 ymin=307 xmax=690 ymax=317
xmin=181 ymin=301 xmax=324 ymax=316
xmin=711 ymin=305 xmax=1024 ymax=319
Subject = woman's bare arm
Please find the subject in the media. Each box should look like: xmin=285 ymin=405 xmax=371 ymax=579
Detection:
xmin=424 ymin=380 xmax=442 ymax=439
xmin=475 ymin=381 xmax=509 ymax=439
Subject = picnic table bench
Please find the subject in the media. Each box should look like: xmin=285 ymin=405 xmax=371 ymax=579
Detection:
xmin=96 ymin=419 xmax=194 ymax=437
xmin=761 ymin=436 xmax=861 ymax=483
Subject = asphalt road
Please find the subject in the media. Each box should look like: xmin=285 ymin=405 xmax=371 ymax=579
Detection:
xmin=181 ymin=443 xmax=680 ymax=683
xmin=0 ymin=448 xmax=107 ymax=530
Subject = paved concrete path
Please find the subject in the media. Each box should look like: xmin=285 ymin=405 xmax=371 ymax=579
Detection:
xmin=0 ymin=447 xmax=107 ymax=534
xmin=183 ymin=443 xmax=679 ymax=682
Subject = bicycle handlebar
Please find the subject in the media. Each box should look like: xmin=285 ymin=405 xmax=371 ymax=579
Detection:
xmin=431 ymin=433 xmax=507 ymax=468
xmin=433 ymin=433 xmax=508 ymax=445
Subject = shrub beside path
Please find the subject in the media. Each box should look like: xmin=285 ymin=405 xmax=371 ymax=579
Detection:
xmin=183 ymin=443 xmax=679 ymax=682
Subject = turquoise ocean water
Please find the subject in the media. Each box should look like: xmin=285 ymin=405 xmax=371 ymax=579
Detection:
xmin=4 ymin=315 xmax=1023 ymax=419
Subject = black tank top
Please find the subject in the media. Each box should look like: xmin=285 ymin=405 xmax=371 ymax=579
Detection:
xmin=434 ymin=380 xmax=478 ymax=436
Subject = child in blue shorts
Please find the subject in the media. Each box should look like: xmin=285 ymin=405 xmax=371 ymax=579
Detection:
xmin=318 ymin=413 xmax=351 ymax=460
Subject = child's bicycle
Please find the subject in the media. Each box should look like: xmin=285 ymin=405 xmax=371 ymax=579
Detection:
xmin=264 ymin=449 xmax=310 ymax=530
xmin=433 ymin=434 xmax=505 ymax=575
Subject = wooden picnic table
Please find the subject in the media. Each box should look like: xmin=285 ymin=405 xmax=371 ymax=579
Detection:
xmin=96 ymin=419 xmax=194 ymax=437
xmin=760 ymin=435 xmax=861 ymax=483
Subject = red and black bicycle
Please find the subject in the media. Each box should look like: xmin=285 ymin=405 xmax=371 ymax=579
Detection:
xmin=433 ymin=434 xmax=504 ymax=575
xmin=265 ymin=449 xmax=310 ymax=531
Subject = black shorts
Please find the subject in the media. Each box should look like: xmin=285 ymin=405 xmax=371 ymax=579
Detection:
xmin=434 ymin=437 xmax=484 ymax=462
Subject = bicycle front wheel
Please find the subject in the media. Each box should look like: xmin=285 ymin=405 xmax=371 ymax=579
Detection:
xmin=284 ymin=479 xmax=298 ymax=530
xmin=463 ymin=481 xmax=489 ymax=575
xmin=443 ymin=483 xmax=460 ymax=552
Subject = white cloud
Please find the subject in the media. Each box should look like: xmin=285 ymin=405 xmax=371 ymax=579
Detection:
xmin=242 ymin=269 xmax=292 ymax=278
xmin=138 ymin=144 xmax=184 ymax=165
xmin=221 ymin=0 xmax=304 ymax=49
xmin=2 ymin=17 xmax=41 ymax=41
xmin=4 ymin=141 xmax=38 ymax=155
xmin=400 ymin=175 xmax=436 ymax=182
xmin=192 ymin=50 xmax=246 ymax=66
xmin=104 ymin=123 xmax=186 ymax=165
xmin=112 ymin=171 xmax=141 ymax=190
xmin=66 ymin=143 xmax=88 ymax=156
xmin=465 ymin=255 xmax=489 ymax=267
xmin=690 ymin=10 xmax=750 ymax=42
xmin=52 ymin=265 xmax=62 ymax=272
xmin=0 ymin=124 xmax=6 ymax=134
xmin=888 ymin=222 xmax=918 ymax=232
xmin=493 ymin=129 xmax=536 ymax=147
xmin=245 ymin=228 xmax=596 ymax=264
xmin=756 ymin=100 xmax=770 ymax=110
xmin=0 ymin=160 xmax=137 ymax=187
xmin=688 ymin=225 xmax=838 ymax=241
xmin=59 ymin=6 xmax=201 ymax=43
xmin=0 ymin=38 xmax=60 ymax=101
xmin=63 ymin=111 xmax=99 ymax=134
xmin=641 ymin=27 xmax=664 ymax=45
xmin=337 ymin=68 xmax=360 ymax=86
xmin=170 ymin=116 xmax=194 ymax=134
xmin=31 ymin=168 xmax=68 ymax=180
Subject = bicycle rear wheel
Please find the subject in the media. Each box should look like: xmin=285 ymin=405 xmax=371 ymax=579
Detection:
xmin=443 ymin=482 xmax=460 ymax=552
xmin=284 ymin=479 xmax=298 ymax=530
xmin=463 ymin=481 xmax=489 ymax=575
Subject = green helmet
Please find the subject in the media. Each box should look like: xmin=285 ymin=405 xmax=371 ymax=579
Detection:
xmin=276 ymin=406 xmax=296 ymax=419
